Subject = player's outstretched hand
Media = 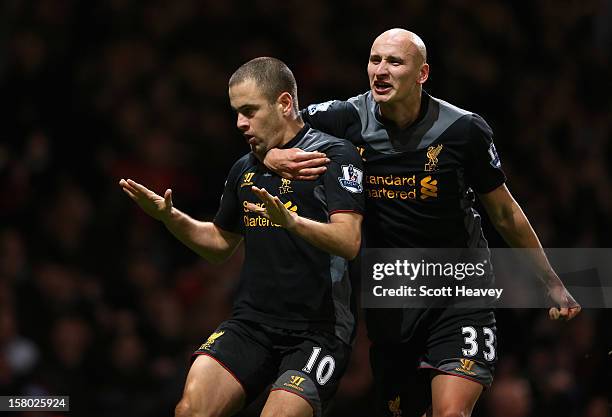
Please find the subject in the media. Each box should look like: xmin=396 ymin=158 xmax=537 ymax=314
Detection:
xmin=245 ymin=186 xmax=298 ymax=229
xmin=119 ymin=178 xmax=173 ymax=222
xmin=264 ymin=148 xmax=329 ymax=181
xmin=548 ymin=284 xmax=581 ymax=321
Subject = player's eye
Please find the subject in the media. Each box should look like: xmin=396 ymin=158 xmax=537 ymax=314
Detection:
xmin=239 ymin=107 xmax=257 ymax=118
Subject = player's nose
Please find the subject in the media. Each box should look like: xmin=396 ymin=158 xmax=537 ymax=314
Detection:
xmin=236 ymin=113 xmax=249 ymax=131
xmin=375 ymin=62 xmax=389 ymax=76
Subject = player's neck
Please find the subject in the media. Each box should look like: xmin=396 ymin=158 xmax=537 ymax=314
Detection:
xmin=278 ymin=118 xmax=305 ymax=147
xmin=255 ymin=119 xmax=305 ymax=162
xmin=379 ymin=91 xmax=422 ymax=129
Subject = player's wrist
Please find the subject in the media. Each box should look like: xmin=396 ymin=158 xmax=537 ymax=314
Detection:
xmin=539 ymin=270 xmax=563 ymax=289
xmin=263 ymin=148 xmax=280 ymax=171
xmin=161 ymin=207 xmax=179 ymax=225
xmin=285 ymin=213 xmax=301 ymax=233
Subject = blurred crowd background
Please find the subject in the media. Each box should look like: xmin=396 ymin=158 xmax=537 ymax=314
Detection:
xmin=1 ymin=0 xmax=611 ymax=416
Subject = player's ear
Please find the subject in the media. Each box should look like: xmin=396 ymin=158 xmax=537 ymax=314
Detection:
xmin=277 ymin=92 xmax=293 ymax=116
xmin=418 ymin=63 xmax=429 ymax=84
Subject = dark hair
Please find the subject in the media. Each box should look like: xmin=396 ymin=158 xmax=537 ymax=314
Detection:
xmin=229 ymin=57 xmax=299 ymax=113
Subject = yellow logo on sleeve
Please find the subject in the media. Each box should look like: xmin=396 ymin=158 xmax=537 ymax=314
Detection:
xmin=290 ymin=376 xmax=305 ymax=386
xmin=455 ymin=358 xmax=477 ymax=376
xmin=199 ymin=331 xmax=224 ymax=350
xmin=283 ymin=375 xmax=306 ymax=392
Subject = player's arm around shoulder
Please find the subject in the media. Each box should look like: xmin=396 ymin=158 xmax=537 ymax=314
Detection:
xmin=263 ymin=99 xmax=359 ymax=180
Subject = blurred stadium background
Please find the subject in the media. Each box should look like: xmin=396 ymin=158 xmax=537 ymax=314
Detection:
xmin=1 ymin=0 xmax=611 ymax=416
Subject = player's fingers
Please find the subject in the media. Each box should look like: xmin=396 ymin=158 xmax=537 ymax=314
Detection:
xmin=252 ymin=186 xmax=267 ymax=198
xmin=298 ymin=167 xmax=327 ymax=177
xmin=272 ymin=196 xmax=286 ymax=212
xmin=246 ymin=201 xmax=270 ymax=219
xmin=567 ymin=306 xmax=581 ymax=320
xmin=119 ymin=178 xmax=136 ymax=191
xmin=548 ymin=307 xmax=560 ymax=320
xmin=121 ymin=187 xmax=138 ymax=201
xmin=293 ymin=151 xmax=327 ymax=162
xmin=247 ymin=205 xmax=269 ymax=219
xmin=252 ymin=187 xmax=274 ymax=204
xmin=558 ymin=307 xmax=570 ymax=319
xmin=125 ymin=184 xmax=147 ymax=200
xmin=295 ymin=175 xmax=320 ymax=181
xmin=245 ymin=202 xmax=265 ymax=213
xmin=126 ymin=178 xmax=142 ymax=188
xmin=294 ymin=158 xmax=330 ymax=169
xmin=127 ymin=179 xmax=154 ymax=196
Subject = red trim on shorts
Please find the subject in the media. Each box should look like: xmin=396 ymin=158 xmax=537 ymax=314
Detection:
xmin=418 ymin=364 xmax=489 ymax=388
xmin=192 ymin=352 xmax=247 ymax=393
xmin=270 ymin=387 xmax=316 ymax=415
xmin=329 ymin=209 xmax=362 ymax=216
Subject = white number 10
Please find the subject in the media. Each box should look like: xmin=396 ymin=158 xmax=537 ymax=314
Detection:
xmin=303 ymin=347 xmax=336 ymax=385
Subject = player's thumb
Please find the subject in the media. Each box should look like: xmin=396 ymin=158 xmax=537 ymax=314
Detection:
xmin=548 ymin=307 xmax=560 ymax=320
xmin=164 ymin=189 xmax=173 ymax=208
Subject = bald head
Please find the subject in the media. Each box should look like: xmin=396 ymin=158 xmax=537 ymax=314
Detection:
xmin=373 ymin=29 xmax=427 ymax=63
xmin=367 ymin=28 xmax=430 ymax=123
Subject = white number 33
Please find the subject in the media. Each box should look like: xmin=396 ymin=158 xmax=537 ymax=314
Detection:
xmin=461 ymin=326 xmax=496 ymax=361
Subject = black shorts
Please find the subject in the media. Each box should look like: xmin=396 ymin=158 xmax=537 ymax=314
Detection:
xmin=369 ymin=309 xmax=497 ymax=417
xmin=192 ymin=319 xmax=351 ymax=417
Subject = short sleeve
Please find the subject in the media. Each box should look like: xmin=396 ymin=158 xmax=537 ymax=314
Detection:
xmin=465 ymin=114 xmax=506 ymax=193
xmin=321 ymin=142 xmax=366 ymax=216
xmin=300 ymin=100 xmax=358 ymax=142
xmin=213 ymin=158 xmax=248 ymax=235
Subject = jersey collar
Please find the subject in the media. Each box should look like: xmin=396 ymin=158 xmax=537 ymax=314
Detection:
xmin=280 ymin=123 xmax=311 ymax=149
xmin=374 ymin=91 xmax=431 ymax=130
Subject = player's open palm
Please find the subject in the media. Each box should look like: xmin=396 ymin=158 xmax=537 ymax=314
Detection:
xmin=119 ymin=178 xmax=173 ymax=222
xmin=247 ymin=186 xmax=297 ymax=229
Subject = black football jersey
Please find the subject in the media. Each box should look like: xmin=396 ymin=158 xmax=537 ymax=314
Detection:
xmin=214 ymin=124 xmax=365 ymax=344
xmin=302 ymin=92 xmax=505 ymax=342
xmin=302 ymin=91 xmax=505 ymax=249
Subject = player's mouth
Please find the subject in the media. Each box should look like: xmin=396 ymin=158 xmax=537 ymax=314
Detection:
xmin=244 ymin=134 xmax=257 ymax=145
xmin=373 ymin=80 xmax=393 ymax=95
